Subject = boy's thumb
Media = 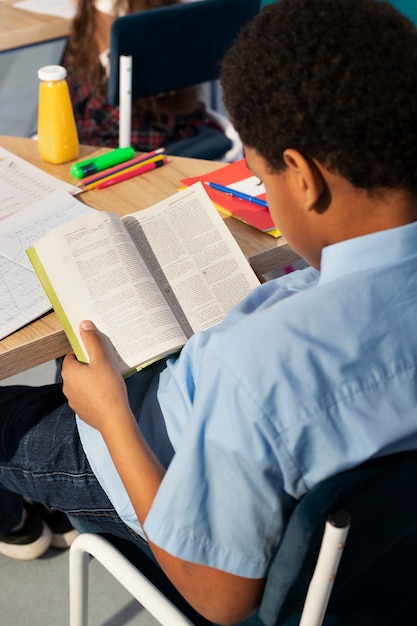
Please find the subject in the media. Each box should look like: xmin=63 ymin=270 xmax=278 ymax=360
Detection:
xmin=80 ymin=320 xmax=95 ymax=332
xmin=79 ymin=320 xmax=105 ymax=363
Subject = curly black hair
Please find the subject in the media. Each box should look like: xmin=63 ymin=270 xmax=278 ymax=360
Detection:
xmin=221 ymin=0 xmax=417 ymax=193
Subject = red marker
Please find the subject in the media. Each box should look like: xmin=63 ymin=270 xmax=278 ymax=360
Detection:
xmin=96 ymin=157 xmax=168 ymax=189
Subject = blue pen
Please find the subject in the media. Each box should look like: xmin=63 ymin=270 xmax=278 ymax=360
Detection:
xmin=204 ymin=181 xmax=268 ymax=208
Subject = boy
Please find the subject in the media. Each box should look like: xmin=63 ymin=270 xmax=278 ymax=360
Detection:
xmin=1 ymin=0 xmax=417 ymax=623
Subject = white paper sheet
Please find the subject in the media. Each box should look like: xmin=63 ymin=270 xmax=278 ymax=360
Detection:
xmin=0 ymin=146 xmax=79 ymax=220
xmin=12 ymin=0 xmax=77 ymax=19
xmin=0 ymin=190 xmax=95 ymax=340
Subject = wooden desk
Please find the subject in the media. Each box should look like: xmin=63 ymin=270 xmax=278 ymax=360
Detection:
xmin=0 ymin=135 xmax=292 ymax=380
xmin=0 ymin=1 xmax=71 ymax=52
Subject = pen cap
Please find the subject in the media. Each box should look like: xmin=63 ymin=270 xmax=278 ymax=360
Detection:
xmin=37 ymin=65 xmax=79 ymax=165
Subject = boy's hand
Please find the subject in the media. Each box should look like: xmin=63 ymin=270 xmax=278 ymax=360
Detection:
xmin=62 ymin=320 xmax=130 ymax=430
xmin=64 ymin=321 xmax=265 ymax=624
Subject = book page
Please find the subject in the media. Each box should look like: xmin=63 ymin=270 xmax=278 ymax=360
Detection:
xmin=123 ymin=183 xmax=260 ymax=336
xmin=29 ymin=211 xmax=187 ymax=373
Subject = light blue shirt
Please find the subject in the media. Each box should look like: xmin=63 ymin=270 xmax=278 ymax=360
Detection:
xmin=77 ymin=221 xmax=417 ymax=579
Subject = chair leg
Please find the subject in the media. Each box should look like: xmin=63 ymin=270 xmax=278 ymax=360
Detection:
xmin=69 ymin=536 xmax=91 ymax=626
xmin=299 ymin=511 xmax=351 ymax=626
xmin=69 ymin=533 xmax=196 ymax=626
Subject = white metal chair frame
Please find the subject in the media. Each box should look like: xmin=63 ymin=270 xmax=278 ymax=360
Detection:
xmin=69 ymin=533 xmax=195 ymax=626
xmin=69 ymin=514 xmax=350 ymax=626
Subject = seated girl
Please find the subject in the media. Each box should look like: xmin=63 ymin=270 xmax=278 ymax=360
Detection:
xmin=63 ymin=0 xmax=224 ymax=152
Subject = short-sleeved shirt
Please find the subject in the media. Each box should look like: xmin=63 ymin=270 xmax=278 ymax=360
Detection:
xmin=76 ymin=220 xmax=417 ymax=579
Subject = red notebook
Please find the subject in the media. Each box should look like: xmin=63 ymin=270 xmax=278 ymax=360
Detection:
xmin=180 ymin=159 xmax=280 ymax=237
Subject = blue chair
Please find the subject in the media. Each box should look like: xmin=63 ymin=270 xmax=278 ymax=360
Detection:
xmin=69 ymin=450 xmax=417 ymax=625
xmin=384 ymin=0 xmax=417 ymax=26
xmin=107 ymin=0 xmax=261 ymax=161
xmin=261 ymin=1 xmax=417 ymax=28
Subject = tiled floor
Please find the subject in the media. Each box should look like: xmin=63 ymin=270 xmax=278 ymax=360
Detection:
xmin=1 ymin=362 xmax=159 ymax=626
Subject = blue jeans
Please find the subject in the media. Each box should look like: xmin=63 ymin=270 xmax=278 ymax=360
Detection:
xmin=0 ymin=382 xmax=145 ymax=545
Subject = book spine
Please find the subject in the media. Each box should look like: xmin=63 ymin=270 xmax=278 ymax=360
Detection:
xmin=26 ymin=247 xmax=88 ymax=365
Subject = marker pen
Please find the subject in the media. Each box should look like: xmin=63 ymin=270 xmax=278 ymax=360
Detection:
xmin=77 ymin=148 xmax=166 ymax=187
xmin=96 ymin=157 xmax=167 ymax=189
xmin=70 ymin=146 xmax=135 ymax=178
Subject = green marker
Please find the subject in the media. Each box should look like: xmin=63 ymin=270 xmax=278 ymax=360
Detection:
xmin=70 ymin=146 xmax=135 ymax=178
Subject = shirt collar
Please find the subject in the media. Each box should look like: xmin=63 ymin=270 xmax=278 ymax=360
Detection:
xmin=319 ymin=220 xmax=417 ymax=285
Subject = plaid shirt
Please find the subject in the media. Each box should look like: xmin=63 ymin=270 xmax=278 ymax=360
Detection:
xmin=67 ymin=76 xmax=219 ymax=152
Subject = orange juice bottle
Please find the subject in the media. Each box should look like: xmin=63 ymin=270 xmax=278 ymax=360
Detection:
xmin=37 ymin=65 xmax=79 ymax=164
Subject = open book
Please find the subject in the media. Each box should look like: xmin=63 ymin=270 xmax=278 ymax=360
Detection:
xmin=27 ymin=183 xmax=260 ymax=376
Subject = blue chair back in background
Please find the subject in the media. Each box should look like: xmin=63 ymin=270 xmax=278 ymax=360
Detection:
xmin=107 ymin=0 xmax=261 ymax=160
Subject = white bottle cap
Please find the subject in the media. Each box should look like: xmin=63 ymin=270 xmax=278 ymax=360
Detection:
xmin=38 ymin=65 xmax=67 ymax=81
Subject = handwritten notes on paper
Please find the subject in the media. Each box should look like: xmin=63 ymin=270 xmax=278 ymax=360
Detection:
xmin=0 ymin=146 xmax=92 ymax=339
xmin=0 ymin=191 xmax=95 ymax=340
xmin=0 ymin=146 xmax=79 ymax=221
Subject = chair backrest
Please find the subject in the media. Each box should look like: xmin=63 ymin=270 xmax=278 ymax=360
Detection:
xmin=108 ymin=0 xmax=261 ymax=104
xmin=69 ymin=450 xmax=417 ymax=626
xmin=384 ymin=0 xmax=417 ymax=26
xmin=259 ymin=450 xmax=417 ymax=626
xmin=106 ymin=0 xmax=260 ymax=159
